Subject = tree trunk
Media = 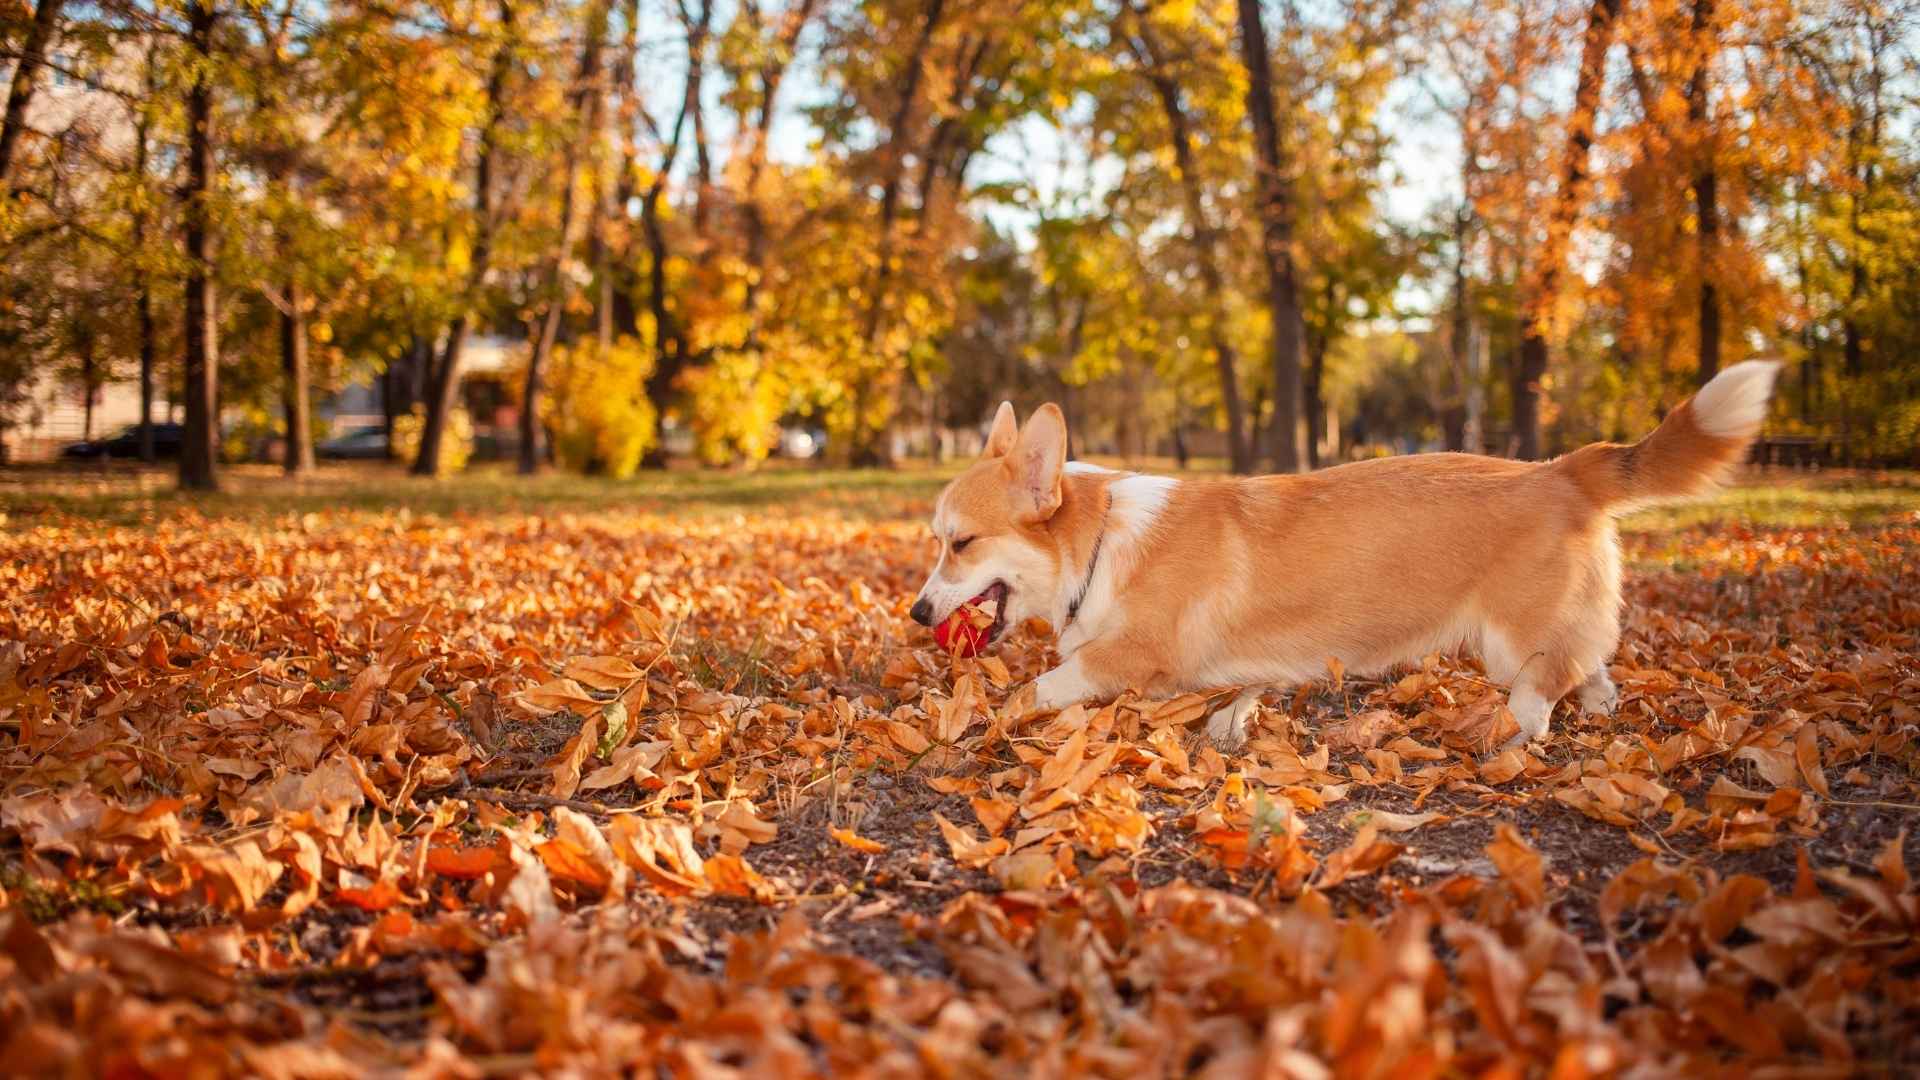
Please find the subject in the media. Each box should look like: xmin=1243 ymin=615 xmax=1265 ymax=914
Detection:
xmin=133 ymin=62 xmax=156 ymax=464
xmin=1512 ymin=0 xmax=1621 ymax=460
xmin=1134 ymin=33 xmax=1250 ymax=473
xmin=520 ymin=0 xmax=609 ymax=475
xmin=0 ymin=0 xmax=67 ymax=194
xmin=281 ymin=280 xmax=315 ymax=473
xmin=1443 ymin=197 xmax=1475 ymax=452
xmin=179 ymin=0 xmax=220 ymax=492
xmin=862 ymin=0 xmax=945 ymax=348
xmin=740 ymin=0 xmax=815 ymax=349
xmin=1234 ymin=0 xmax=1305 ymax=474
xmin=81 ymin=336 xmax=95 ymax=440
xmin=596 ymin=0 xmax=648 ymax=345
xmin=415 ymin=0 xmax=515 ymax=476
xmin=1305 ymin=336 xmax=1328 ymax=469
xmin=138 ymin=281 xmax=155 ymax=461
xmin=851 ymin=0 xmax=947 ymax=468
xmin=1688 ymin=0 xmax=1719 ymax=385
xmin=637 ymin=0 xmax=716 ymax=465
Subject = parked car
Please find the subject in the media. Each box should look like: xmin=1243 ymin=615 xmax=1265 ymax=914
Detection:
xmin=316 ymin=424 xmax=391 ymax=460
xmin=61 ymin=423 xmax=186 ymax=460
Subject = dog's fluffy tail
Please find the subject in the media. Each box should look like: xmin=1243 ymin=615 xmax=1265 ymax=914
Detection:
xmin=1559 ymin=360 xmax=1782 ymax=511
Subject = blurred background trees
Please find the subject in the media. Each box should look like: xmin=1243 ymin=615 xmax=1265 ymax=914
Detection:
xmin=1 ymin=0 xmax=1915 ymax=487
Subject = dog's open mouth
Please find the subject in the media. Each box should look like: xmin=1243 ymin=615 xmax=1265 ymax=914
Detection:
xmin=934 ymin=581 xmax=1011 ymax=656
xmin=972 ymin=581 xmax=1011 ymax=642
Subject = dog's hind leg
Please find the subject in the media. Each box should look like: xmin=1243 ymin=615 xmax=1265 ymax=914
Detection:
xmin=1483 ymin=625 xmax=1586 ymax=751
xmin=1576 ymin=666 xmax=1619 ymax=715
xmin=1205 ymin=685 xmax=1268 ymax=751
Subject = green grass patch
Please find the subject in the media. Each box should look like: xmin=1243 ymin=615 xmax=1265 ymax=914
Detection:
xmin=0 ymin=460 xmax=962 ymax=526
xmin=1619 ymin=472 xmax=1920 ymax=532
xmin=6 ymin=460 xmax=1915 ymax=535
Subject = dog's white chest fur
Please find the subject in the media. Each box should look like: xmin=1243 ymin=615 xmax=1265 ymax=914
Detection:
xmin=1054 ymin=467 xmax=1176 ymax=658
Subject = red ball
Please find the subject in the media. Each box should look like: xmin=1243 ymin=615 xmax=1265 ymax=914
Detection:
xmin=933 ymin=594 xmax=996 ymax=657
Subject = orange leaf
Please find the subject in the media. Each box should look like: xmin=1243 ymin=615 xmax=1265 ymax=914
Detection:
xmin=830 ymin=826 xmax=886 ymax=854
xmin=334 ymin=880 xmax=405 ymax=912
xmin=1486 ymin=824 xmax=1546 ymax=907
xmin=427 ymin=845 xmax=501 ymax=880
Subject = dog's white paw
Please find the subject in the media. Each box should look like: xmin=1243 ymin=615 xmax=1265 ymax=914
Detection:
xmin=1498 ymin=730 xmax=1535 ymax=753
xmin=1577 ymin=672 xmax=1619 ymax=716
xmin=1205 ymin=693 xmax=1258 ymax=752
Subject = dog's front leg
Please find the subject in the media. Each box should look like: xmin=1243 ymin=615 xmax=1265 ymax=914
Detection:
xmin=1030 ymin=652 xmax=1105 ymax=713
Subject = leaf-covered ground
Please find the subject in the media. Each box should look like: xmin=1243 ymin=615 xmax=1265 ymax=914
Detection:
xmin=3 ymin=465 xmax=1918 ymax=1077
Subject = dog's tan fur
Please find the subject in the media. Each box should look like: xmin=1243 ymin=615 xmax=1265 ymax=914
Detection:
xmin=914 ymin=362 xmax=1781 ymax=748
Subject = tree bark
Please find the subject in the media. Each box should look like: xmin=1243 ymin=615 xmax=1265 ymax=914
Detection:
xmin=1444 ymin=201 xmax=1472 ymax=452
xmin=280 ymin=279 xmax=315 ymax=473
xmin=80 ymin=334 xmax=95 ymax=440
xmin=1234 ymin=0 xmax=1305 ymax=474
xmin=1132 ymin=28 xmax=1251 ymax=474
xmin=740 ymin=0 xmax=816 ymax=347
xmin=594 ymin=0 xmax=643 ymax=346
xmin=0 ymin=0 xmax=67 ymax=195
xmin=519 ymin=0 xmax=610 ymax=474
xmin=1512 ymin=0 xmax=1622 ymax=460
xmin=1305 ymin=333 xmax=1328 ymax=469
xmin=1687 ymin=0 xmax=1718 ymax=385
xmin=137 ymin=275 xmax=156 ymax=460
xmin=133 ymin=55 xmax=156 ymax=463
xmin=637 ymin=0 xmax=717 ymax=465
xmin=415 ymin=0 xmax=515 ymax=476
xmin=862 ymin=0 xmax=946 ymax=344
xmin=179 ymin=0 xmax=220 ymax=492
xmin=850 ymin=0 xmax=946 ymax=467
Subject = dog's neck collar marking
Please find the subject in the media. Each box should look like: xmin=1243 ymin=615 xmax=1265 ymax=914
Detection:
xmin=1063 ymin=489 xmax=1111 ymax=630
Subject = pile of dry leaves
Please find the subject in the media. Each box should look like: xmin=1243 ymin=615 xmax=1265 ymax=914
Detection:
xmin=1 ymin=490 xmax=1916 ymax=1075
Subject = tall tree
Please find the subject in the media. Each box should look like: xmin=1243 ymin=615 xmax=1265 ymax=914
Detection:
xmin=132 ymin=46 xmax=160 ymax=463
xmin=0 ymin=0 xmax=66 ymax=194
xmin=179 ymin=0 xmax=222 ymax=491
xmin=1125 ymin=15 xmax=1253 ymax=474
xmin=636 ymin=0 xmax=718 ymax=462
xmin=519 ymin=0 xmax=610 ymax=474
xmin=1234 ymin=0 xmax=1305 ymax=473
xmin=847 ymin=0 xmax=948 ymax=466
xmin=255 ymin=2 xmax=317 ymax=475
xmin=414 ymin=0 xmax=516 ymax=477
xmin=1511 ymin=0 xmax=1622 ymax=460
xmin=1686 ymin=0 xmax=1719 ymax=385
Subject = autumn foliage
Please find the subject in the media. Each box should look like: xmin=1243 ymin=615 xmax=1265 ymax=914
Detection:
xmin=1 ymin=473 xmax=1917 ymax=1073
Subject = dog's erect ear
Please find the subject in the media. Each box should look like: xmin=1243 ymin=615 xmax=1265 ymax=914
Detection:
xmin=1008 ymin=403 xmax=1067 ymax=522
xmin=982 ymin=401 xmax=1018 ymax=459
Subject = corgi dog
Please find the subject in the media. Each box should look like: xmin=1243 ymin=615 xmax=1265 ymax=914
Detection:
xmin=909 ymin=361 xmax=1782 ymax=749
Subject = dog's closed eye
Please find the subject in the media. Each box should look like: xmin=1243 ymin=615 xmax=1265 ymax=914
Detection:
xmin=951 ymin=536 xmax=975 ymax=553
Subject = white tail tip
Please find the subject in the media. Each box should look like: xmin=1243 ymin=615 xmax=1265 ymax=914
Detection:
xmin=1690 ymin=360 xmax=1782 ymax=439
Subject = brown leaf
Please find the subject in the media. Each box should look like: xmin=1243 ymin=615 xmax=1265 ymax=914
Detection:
xmin=970 ymin=796 xmax=1017 ymax=837
xmin=1794 ymin=723 xmax=1830 ymax=799
xmin=1876 ymin=829 xmax=1911 ymax=892
xmin=1324 ymin=708 xmax=1397 ymax=750
xmin=518 ymin=677 xmax=601 ymax=714
xmin=1478 ymin=748 xmax=1528 ymax=785
xmin=1486 ymin=824 xmax=1546 ymax=907
xmin=1316 ymin=824 xmax=1405 ymax=888
xmin=501 ymin=842 xmax=561 ymax=928
xmin=547 ymin=712 xmax=602 ymax=799
xmin=563 ymin=655 xmax=651 ymax=690
xmin=935 ymin=812 xmax=1009 ymax=868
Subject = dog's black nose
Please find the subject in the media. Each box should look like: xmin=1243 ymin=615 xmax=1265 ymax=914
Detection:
xmin=909 ymin=598 xmax=933 ymax=626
